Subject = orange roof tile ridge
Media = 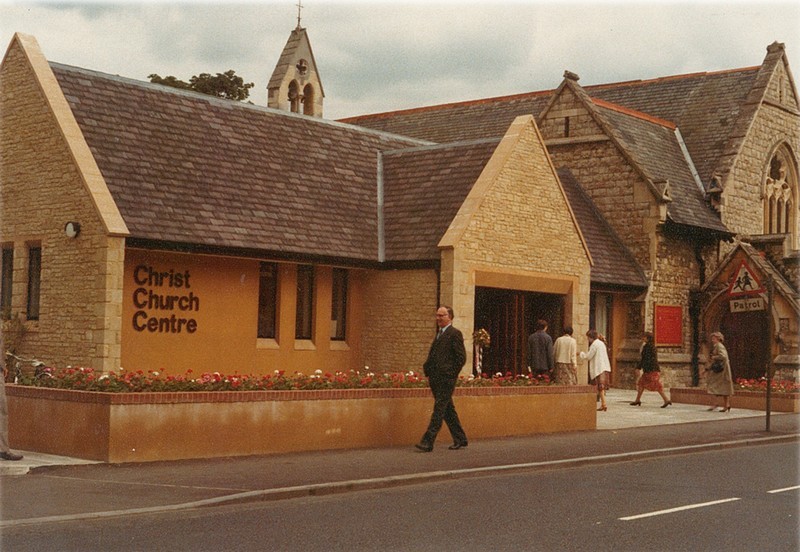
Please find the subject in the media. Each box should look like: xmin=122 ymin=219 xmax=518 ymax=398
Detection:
xmin=339 ymin=89 xmax=553 ymax=122
xmin=591 ymin=97 xmax=677 ymax=129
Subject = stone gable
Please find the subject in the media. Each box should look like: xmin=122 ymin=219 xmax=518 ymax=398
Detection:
xmin=0 ymin=36 xmax=125 ymax=370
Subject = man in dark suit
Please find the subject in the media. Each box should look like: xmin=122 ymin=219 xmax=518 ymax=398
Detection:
xmin=416 ymin=306 xmax=468 ymax=452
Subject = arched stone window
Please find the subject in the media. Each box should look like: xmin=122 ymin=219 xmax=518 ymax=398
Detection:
xmin=302 ymin=84 xmax=315 ymax=116
xmin=763 ymin=145 xmax=798 ymax=243
xmin=288 ymin=80 xmax=300 ymax=113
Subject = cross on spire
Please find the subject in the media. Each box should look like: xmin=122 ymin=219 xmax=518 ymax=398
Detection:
xmin=296 ymin=0 xmax=303 ymax=29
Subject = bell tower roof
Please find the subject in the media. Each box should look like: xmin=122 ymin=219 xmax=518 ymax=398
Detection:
xmin=267 ymin=25 xmax=325 ymax=117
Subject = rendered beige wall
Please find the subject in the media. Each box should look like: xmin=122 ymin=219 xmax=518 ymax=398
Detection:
xmin=122 ymin=249 xmax=366 ymax=376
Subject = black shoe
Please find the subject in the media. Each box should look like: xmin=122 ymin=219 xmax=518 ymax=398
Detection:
xmin=448 ymin=442 xmax=468 ymax=450
xmin=0 ymin=451 xmax=23 ymax=461
xmin=629 ymin=401 xmax=641 ymax=406
xmin=414 ymin=443 xmax=433 ymax=452
xmin=661 ymin=401 xmax=672 ymax=408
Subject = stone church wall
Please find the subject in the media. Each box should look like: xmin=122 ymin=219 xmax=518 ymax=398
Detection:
xmin=1 ymin=40 xmax=125 ymax=372
xmin=360 ymin=268 xmax=438 ymax=373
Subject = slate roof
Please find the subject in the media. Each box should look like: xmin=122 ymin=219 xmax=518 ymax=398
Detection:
xmin=557 ymin=168 xmax=647 ymax=289
xmin=382 ymin=140 xmax=499 ymax=262
xmin=590 ymin=100 xmax=729 ymax=233
xmin=342 ymin=68 xmax=760 ymax=190
xmin=589 ymin=67 xmax=760 ymax=186
xmin=52 ymin=63 xmax=426 ymax=263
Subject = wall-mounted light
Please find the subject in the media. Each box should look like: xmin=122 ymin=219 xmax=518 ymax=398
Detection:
xmin=64 ymin=221 xmax=81 ymax=238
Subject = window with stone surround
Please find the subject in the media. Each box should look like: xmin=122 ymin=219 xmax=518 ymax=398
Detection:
xmin=26 ymin=245 xmax=41 ymax=321
xmin=1 ymin=246 xmax=12 ymax=316
xmin=763 ymin=146 xmax=797 ymax=243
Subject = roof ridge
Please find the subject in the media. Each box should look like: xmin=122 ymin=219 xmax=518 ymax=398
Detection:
xmin=591 ymin=97 xmax=677 ymax=129
xmin=340 ymin=90 xmax=554 ymax=122
xmin=584 ymin=66 xmax=761 ymax=92
xmin=340 ymin=66 xmax=762 ymax=124
xmin=49 ymin=61 xmax=431 ymax=147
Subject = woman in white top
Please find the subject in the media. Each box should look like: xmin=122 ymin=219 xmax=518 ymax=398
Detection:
xmin=580 ymin=329 xmax=612 ymax=411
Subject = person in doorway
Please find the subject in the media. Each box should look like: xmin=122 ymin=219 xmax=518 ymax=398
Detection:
xmin=553 ymin=326 xmax=577 ymax=385
xmin=1 ymin=360 xmax=24 ymax=461
xmin=704 ymin=331 xmax=734 ymax=412
xmin=416 ymin=306 xmax=468 ymax=452
xmin=629 ymin=332 xmax=671 ymax=408
xmin=580 ymin=329 xmax=611 ymax=411
xmin=527 ymin=319 xmax=554 ymax=377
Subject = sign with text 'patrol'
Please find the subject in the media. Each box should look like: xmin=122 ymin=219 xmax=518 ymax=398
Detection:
xmin=727 ymin=260 xmax=766 ymax=312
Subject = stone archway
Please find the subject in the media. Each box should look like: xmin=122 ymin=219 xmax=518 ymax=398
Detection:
xmin=704 ymin=289 xmax=771 ymax=381
xmin=719 ymin=309 xmax=771 ymax=380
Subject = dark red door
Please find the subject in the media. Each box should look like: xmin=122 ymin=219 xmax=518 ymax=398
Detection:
xmin=720 ymin=309 xmax=770 ymax=381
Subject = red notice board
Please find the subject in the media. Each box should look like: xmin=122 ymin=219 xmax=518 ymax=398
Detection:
xmin=654 ymin=305 xmax=682 ymax=346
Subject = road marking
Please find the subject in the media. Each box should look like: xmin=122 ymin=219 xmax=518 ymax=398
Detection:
xmin=768 ymin=485 xmax=800 ymax=494
xmin=620 ymin=498 xmax=741 ymax=521
xmin=2 ymin=434 xmax=796 ymax=528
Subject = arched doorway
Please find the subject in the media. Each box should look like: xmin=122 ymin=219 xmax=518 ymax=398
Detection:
xmin=474 ymin=287 xmax=564 ymax=376
xmin=720 ymin=309 xmax=770 ymax=380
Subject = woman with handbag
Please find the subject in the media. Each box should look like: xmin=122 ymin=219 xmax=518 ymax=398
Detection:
xmin=629 ymin=332 xmax=671 ymax=408
xmin=705 ymin=331 xmax=734 ymax=412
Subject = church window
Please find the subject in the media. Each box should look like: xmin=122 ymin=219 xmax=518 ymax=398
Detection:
xmin=564 ymin=116 xmax=570 ymax=137
xmin=257 ymin=262 xmax=279 ymax=339
xmin=330 ymin=268 xmax=347 ymax=341
xmin=1 ymin=246 xmax=12 ymax=316
xmin=295 ymin=264 xmax=314 ymax=340
xmin=26 ymin=245 xmax=41 ymax=321
xmin=302 ymin=84 xmax=315 ymax=116
xmin=763 ymin=146 xmax=798 ymax=241
xmin=288 ymin=80 xmax=300 ymax=113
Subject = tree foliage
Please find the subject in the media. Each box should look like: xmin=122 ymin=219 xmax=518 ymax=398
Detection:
xmin=148 ymin=70 xmax=254 ymax=101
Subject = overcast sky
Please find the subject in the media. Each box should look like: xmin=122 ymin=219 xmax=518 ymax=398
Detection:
xmin=1 ymin=1 xmax=798 ymax=120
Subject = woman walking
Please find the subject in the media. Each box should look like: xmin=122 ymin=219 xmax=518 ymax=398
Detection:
xmin=629 ymin=332 xmax=671 ymax=408
xmin=580 ymin=330 xmax=611 ymax=411
xmin=705 ymin=331 xmax=734 ymax=412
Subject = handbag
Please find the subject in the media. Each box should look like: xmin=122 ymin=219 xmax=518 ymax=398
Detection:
xmin=710 ymin=359 xmax=724 ymax=373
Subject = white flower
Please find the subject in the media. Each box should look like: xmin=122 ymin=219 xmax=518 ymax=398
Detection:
xmin=152 ymin=371 xmax=159 ymax=377
xmin=315 ymin=369 xmax=323 ymax=375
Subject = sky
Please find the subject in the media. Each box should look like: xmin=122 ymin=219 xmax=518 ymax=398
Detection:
xmin=1 ymin=1 xmax=799 ymax=120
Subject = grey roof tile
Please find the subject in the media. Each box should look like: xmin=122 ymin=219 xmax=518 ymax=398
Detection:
xmin=52 ymin=63 xmax=424 ymax=262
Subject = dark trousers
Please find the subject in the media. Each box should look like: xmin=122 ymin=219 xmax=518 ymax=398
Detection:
xmin=421 ymin=376 xmax=467 ymax=445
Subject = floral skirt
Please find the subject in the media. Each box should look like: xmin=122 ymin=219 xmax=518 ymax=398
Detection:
xmin=637 ymin=371 xmax=663 ymax=392
xmin=554 ymin=363 xmax=577 ymax=385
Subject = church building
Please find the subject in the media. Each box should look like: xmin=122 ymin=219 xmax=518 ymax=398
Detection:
xmin=1 ymin=26 xmax=797 ymax=388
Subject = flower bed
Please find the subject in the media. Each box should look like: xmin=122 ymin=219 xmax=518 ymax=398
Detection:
xmin=7 ymin=376 xmax=596 ymax=463
xmin=669 ymin=379 xmax=800 ymax=413
xmin=15 ymin=366 xmax=554 ymax=392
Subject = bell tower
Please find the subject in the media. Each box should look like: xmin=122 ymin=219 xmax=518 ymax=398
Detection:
xmin=267 ymin=6 xmax=324 ymax=117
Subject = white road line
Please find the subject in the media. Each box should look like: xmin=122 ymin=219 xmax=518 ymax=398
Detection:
xmin=768 ymin=485 xmax=800 ymax=494
xmin=2 ymin=434 xmax=795 ymax=528
xmin=619 ymin=498 xmax=741 ymax=521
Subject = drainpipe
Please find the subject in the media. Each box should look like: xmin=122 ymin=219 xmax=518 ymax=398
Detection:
xmin=690 ymin=243 xmax=707 ymax=387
